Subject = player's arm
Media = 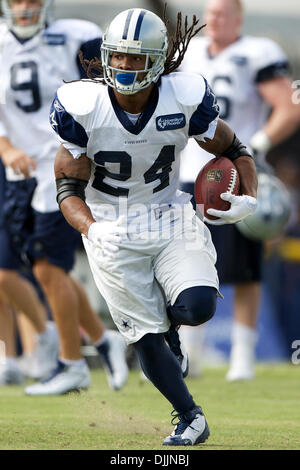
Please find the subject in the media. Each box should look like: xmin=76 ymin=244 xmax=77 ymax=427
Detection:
xmin=195 ymin=119 xmax=258 ymax=225
xmin=251 ymin=76 xmax=300 ymax=151
xmin=55 ymin=145 xmax=125 ymax=256
xmin=0 ymin=136 xmax=36 ymax=178
xmin=196 ymin=119 xmax=257 ymax=197
xmin=54 ymin=144 xmax=94 ymax=237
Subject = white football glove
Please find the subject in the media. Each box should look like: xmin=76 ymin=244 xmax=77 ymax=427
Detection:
xmin=88 ymin=216 xmax=126 ymax=257
xmin=204 ymin=193 xmax=257 ymax=226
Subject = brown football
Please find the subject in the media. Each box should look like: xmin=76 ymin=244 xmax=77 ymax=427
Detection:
xmin=194 ymin=157 xmax=240 ymax=220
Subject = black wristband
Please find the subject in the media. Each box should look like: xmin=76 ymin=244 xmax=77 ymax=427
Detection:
xmin=56 ymin=177 xmax=88 ymax=207
xmin=220 ymin=134 xmax=253 ymax=162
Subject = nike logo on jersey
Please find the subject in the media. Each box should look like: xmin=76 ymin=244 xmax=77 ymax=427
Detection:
xmin=156 ymin=113 xmax=186 ymax=131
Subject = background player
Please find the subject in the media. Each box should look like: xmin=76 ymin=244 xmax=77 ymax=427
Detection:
xmin=0 ymin=139 xmax=59 ymax=385
xmin=51 ymin=8 xmax=257 ymax=445
xmin=179 ymin=0 xmax=300 ymax=381
xmin=0 ymin=0 xmax=128 ymax=394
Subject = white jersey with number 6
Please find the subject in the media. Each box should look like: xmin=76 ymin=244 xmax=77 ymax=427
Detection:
xmin=179 ymin=35 xmax=289 ymax=182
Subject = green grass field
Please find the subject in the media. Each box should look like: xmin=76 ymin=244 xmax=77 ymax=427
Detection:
xmin=0 ymin=364 xmax=299 ymax=450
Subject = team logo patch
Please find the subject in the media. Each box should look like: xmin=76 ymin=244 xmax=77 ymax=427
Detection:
xmin=49 ymin=110 xmax=58 ymax=129
xmin=230 ymin=55 xmax=248 ymax=66
xmin=42 ymin=33 xmax=66 ymax=46
xmin=120 ymin=318 xmax=133 ymax=331
xmin=53 ymin=100 xmax=65 ymax=113
xmin=156 ymin=113 xmax=186 ymax=131
xmin=206 ymin=169 xmax=223 ymax=183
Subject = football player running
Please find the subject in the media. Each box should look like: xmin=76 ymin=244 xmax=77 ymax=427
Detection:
xmin=179 ymin=0 xmax=300 ymax=381
xmin=51 ymin=8 xmax=257 ymax=446
xmin=0 ymin=0 xmax=128 ymax=394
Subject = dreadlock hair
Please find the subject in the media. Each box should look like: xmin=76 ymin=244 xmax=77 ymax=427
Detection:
xmin=162 ymin=6 xmax=206 ymax=75
xmin=77 ymin=49 xmax=104 ymax=82
xmin=71 ymin=7 xmax=205 ymax=84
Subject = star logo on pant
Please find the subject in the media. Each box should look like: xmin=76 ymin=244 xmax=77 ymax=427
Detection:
xmin=121 ymin=319 xmax=132 ymax=330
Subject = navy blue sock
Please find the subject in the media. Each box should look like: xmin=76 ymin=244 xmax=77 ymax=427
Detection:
xmin=134 ymin=333 xmax=195 ymax=413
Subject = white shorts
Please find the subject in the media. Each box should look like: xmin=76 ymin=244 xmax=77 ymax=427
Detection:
xmin=82 ymin=204 xmax=219 ymax=344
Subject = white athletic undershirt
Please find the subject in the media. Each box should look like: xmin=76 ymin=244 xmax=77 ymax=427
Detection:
xmin=124 ymin=111 xmax=141 ymax=125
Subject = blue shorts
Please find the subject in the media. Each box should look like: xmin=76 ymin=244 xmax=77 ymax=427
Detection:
xmin=3 ymin=178 xmax=81 ymax=272
xmin=180 ymin=182 xmax=263 ymax=284
xmin=0 ymin=160 xmax=6 ymax=228
xmin=0 ymin=226 xmax=20 ymax=270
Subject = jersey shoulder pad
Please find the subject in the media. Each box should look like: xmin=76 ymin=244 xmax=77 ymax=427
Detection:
xmin=242 ymin=36 xmax=287 ymax=67
xmin=47 ymin=19 xmax=102 ymax=42
xmin=164 ymin=72 xmax=207 ymax=106
xmin=56 ymin=80 xmax=104 ymax=117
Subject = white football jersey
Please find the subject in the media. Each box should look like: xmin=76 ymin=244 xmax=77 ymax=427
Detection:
xmin=179 ymin=35 xmax=289 ymax=182
xmin=0 ymin=19 xmax=102 ymax=211
xmin=51 ymin=73 xmax=219 ymax=226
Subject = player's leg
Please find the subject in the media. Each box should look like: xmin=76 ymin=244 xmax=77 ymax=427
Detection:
xmin=33 ymin=259 xmax=82 ymax=360
xmin=155 ymin=209 xmax=219 ymax=373
xmin=17 ymin=312 xmax=36 ymax=355
xmin=166 ymin=286 xmax=217 ymax=326
xmin=134 ymin=332 xmax=209 ymax=446
xmin=0 ymin=268 xmax=47 ymax=334
xmin=25 ymin=210 xmax=127 ymax=395
xmin=0 ymin=299 xmax=24 ymax=385
xmin=71 ymin=276 xmax=128 ymax=390
xmin=16 ymin=312 xmax=37 ymax=376
xmin=27 ymin=258 xmax=91 ymax=395
xmin=178 ymin=325 xmax=205 ymax=377
xmin=82 ymin=226 xmax=210 ymax=446
xmin=226 ymin=281 xmax=261 ymax=381
xmin=0 ymin=213 xmax=48 ymax=336
xmin=235 ymin=282 xmax=261 ymax=329
xmin=0 ymin=226 xmax=23 ymax=384
xmin=164 ymin=286 xmax=216 ymax=377
xmin=153 ymin=209 xmax=219 ymax=444
xmin=209 ymin=224 xmax=263 ymax=381
xmin=26 ymin=220 xmax=91 ymax=396
xmin=0 ymin=269 xmax=59 ymax=380
xmin=2 ymin=180 xmax=59 ymax=380
xmin=135 ymin=302 xmax=212 ymax=446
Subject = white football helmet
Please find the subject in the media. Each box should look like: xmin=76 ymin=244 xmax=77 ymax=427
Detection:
xmin=2 ymin=0 xmax=54 ymax=39
xmin=101 ymin=8 xmax=168 ymax=95
xmin=236 ymin=172 xmax=291 ymax=241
